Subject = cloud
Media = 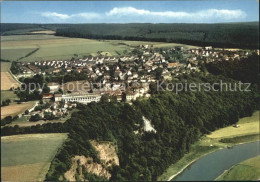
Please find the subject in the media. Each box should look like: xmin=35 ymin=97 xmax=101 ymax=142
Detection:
xmin=76 ymin=13 xmax=100 ymax=19
xmin=106 ymin=7 xmax=246 ymax=21
xmin=40 ymin=7 xmax=246 ymax=23
xmin=41 ymin=12 xmax=100 ymax=20
xmin=41 ymin=12 xmax=70 ymax=20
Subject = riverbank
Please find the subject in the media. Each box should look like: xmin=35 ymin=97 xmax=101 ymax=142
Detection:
xmin=215 ymin=155 xmax=260 ymax=181
xmin=157 ymin=111 xmax=259 ymax=181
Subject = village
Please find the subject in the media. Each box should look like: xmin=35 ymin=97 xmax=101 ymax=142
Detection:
xmin=11 ymin=45 xmax=257 ymax=122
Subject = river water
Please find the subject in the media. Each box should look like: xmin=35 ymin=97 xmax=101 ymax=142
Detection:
xmin=172 ymin=141 xmax=260 ymax=181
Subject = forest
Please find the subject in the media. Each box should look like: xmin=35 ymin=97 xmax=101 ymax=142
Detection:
xmin=54 ymin=23 xmax=259 ymax=48
xmin=1 ymin=22 xmax=259 ymax=48
xmin=1 ymin=54 xmax=259 ymax=181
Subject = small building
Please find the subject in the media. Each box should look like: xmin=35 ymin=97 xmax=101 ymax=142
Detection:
xmin=168 ymin=62 xmax=179 ymax=68
xmin=42 ymin=93 xmax=54 ymax=100
xmin=48 ymin=82 xmax=60 ymax=92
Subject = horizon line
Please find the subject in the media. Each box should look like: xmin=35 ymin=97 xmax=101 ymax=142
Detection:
xmin=1 ymin=21 xmax=259 ymax=25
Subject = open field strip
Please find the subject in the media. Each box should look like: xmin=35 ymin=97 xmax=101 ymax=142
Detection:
xmin=1 ymin=34 xmax=65 ymax=42
xmin=1 ymin=47 xmax=38 ymax=61
xmin=1 ymin=35 xmax=199 ymax=62
xmin=8 ymin=119 xmax=67 ymax=127
xmin=216 ymin=155 xmax=260 ymax=181
xmin=1 ymin=101 xmax=36 ymax=119
xmin=1 ymin=133 xmax=68 ymax=182
xmin=108 ymin=40 xmax=200 ymax=49
xmin=30 ymin=30 xmax=56 ymax=34
xmin=1 ymin=62 xmax=11 ymax=72
xmin=158 ymin=111 xmax=260 ymax=181
xmin=1 ymin=71 xmax=20 ymax=90
xmin=1 ymin=35 xmax=129 ymax=61
xmin=1 ymin=62 xmax=21 ymax=90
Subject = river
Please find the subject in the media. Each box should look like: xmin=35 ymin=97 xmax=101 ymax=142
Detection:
xmin=172 ymin=141 xmax=260 ymax=181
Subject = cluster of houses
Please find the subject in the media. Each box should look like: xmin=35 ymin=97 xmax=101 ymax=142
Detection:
xmin=15 ymin=45 xmax=257 ymax=108
xmin=25 ymin=98 xmax=76 ymax=121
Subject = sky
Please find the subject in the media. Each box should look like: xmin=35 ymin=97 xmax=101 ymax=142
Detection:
xmin=1 ymin=1 xmax=259 ymax=23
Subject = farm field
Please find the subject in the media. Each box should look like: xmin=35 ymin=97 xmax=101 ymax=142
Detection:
xmin=1 ymin=34 xmax=198 ymax=62
xmin=1 ymin=34 xmax=65 ymax=42
xmin=1 ymin=47 xmax=37 ymax=61
xmin=1 ymin=71 xmax=20 ymax=90
xmin=1 ymin=101 xmax=36 ymax=119
xmin=1 ymin=133 xmax=68 ymax=182
xmin=1 ymin=62 xmax=11 ymax=72
xmin=110 ymin=40 xmax=199 ymax=49
xmin=30 ymin=30 xmax=56 ymax=34
xmin=216 ymin=155 xmax=260 ymax=181
xmin=1 ymin=35 xmax=129 ymax=61
xmin=1 ymin=61 xmax=20 ymax=91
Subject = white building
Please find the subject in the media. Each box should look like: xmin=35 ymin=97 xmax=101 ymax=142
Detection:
xmin=55 ymin=93 xmax=101 ymax=104
xmin=48 ymin=82 xmax=60 ymax=92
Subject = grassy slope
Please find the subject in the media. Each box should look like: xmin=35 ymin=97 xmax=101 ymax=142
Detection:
xmin=216 ymin=155 xmax=260 ymax=181
xmin=207 ymin=111 xmax=259 ymax=139
xmin=158 ymin=111 xmax=260 ymax=181
xmin=1 ymin=133 xmax=68 ymax=182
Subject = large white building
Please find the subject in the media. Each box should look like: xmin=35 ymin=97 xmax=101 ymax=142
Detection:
xmin=55 ymin=93 xmax=101 ymax=104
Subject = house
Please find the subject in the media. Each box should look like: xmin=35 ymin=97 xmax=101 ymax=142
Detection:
xmin=48 ymin=82 xmax=60 ymax=92
xmin=55 ymin=94 xmax=63 ymax=102
xmin=162 ymin=72 xmax=172 ymax=81
xmin=42 ymin=93 xmax=54 ymax=100
xmin=205 ymin=46 xmax=213 ymax=50
xmin=145 ymin=60 xmax=153 ymax=66
xmin=168 ymin=62 xmax=179 ymax=68
xmin=125 ymin=91 xmax=139 ymax=102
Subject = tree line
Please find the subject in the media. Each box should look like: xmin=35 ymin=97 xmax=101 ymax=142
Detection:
xmin=1 ymin=23 xmax=259 ymax=48
xmin=54 ymin=23 xmax=259 ymax=49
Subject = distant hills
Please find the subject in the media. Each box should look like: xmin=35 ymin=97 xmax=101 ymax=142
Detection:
xmin=1 ymin=22 xmax=259 ymax=49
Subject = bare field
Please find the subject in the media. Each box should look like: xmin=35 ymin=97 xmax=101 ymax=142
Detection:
xmin=1 ymin=72 xmax=20 ymax=90
xmin=1 ymin=133 xmax=68 ymax=182
xmin=30 ymin=30 xmax=56 ymax=34
xmin=1 ymin=162 xmax=50 ymax=182
xmin=1 ymin=101 xmax=36 ymax=119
